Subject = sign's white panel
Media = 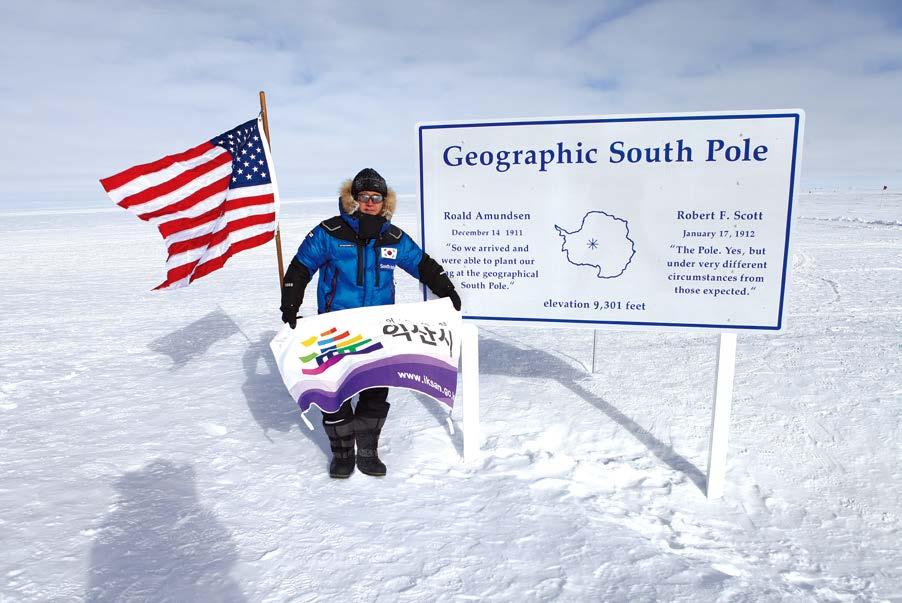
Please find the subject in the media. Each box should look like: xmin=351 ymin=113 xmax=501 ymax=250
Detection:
xmin=418 ymin=111 xmax=805 ymax=331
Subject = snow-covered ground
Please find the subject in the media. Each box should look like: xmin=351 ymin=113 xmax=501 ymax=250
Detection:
xmin=1 ymin=191 xmax=899 ymax=601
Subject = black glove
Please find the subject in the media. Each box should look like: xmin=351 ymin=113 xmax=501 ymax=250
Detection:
xmin=448 ymin=289 xmax=462 ymax=312
xmin=281 ymin=259 xmax=311 ymax=329
xmin=281 ymin=306 xmax=300 ymax=329
xmin=418 ymin=253 xmax=462 ymax=312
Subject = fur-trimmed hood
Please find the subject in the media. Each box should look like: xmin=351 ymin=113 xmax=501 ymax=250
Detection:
xmin=339 ymin=179 xmax=397 ymax=219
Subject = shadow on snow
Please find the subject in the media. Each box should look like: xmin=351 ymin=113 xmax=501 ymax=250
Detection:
xmin=148 ymin=310 xmax=240 ymax=370
xmin=85 ymin=460 xmax=245 ymax=602
xmin=410 ymin=391 xmax=464 ymax=458
xmin=477 ymin=335 xmax=707 ymax=492
xmin=241 ymin=330 xmax=331 ymax=460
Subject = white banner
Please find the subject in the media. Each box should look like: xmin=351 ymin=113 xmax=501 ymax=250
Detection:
xmin=418 ymin=110 xmax=805 ymax=331
xmin=270 ymin=299 xmax=462 ymax=415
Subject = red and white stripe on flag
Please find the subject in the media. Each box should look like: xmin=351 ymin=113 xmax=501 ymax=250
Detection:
xmin=100 ymin=117 xmax=279 ymax=290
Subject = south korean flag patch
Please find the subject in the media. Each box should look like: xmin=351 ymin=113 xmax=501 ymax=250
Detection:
xmin=380 ymin=246 xmax=398 ymax=270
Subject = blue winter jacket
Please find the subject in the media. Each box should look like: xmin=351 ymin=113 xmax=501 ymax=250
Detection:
xmin=294 ymin=198 xmax=424 ymax=314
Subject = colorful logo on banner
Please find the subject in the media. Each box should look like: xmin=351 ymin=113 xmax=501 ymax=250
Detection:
xmin=299 ymin=327 xmax=384 ymax=375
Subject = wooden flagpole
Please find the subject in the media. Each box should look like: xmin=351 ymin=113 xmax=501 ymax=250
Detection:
xmin=259 ymin=90 xmax=286 ymax=288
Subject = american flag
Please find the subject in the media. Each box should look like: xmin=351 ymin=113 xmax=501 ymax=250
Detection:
xmin=100 ymin=117 xmax=279 ymax=290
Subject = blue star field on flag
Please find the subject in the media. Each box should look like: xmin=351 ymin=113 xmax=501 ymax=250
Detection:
xmin=211 ymin=119 xmax=272 ymax=189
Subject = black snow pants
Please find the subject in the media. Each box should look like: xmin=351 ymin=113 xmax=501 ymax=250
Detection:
xmin=322 ymin=387 xmax=390 ymax=422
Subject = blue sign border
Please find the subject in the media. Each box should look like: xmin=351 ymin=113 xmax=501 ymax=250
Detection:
xmin=418 ymin=112 xmax=803 ymax=331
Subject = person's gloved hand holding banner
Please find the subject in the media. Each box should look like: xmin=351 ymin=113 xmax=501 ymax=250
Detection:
xmin=270 ymin=298 xmax=462 ymax=417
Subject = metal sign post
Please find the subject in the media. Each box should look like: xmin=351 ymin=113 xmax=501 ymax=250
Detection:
xmin=705 ymin=333 xmax=738 ymax=499
xmin=592 ymin=330 xmax=599 ymax=373
xmin=460 ymin=323 xmax=481 ymax=463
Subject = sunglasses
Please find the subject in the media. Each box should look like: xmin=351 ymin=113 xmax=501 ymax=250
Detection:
xmin=356 ymin=193 xmax=384 ymax=204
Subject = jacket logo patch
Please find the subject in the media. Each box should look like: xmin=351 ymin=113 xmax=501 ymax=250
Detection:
xmin=381 ymin=247 xmax=398 ymax=259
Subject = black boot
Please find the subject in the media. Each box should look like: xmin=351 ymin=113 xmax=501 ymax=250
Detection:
xmin=322 ymin=403 xmax=355 ymax=478
xmin=355 ymin=416 xmax=387 ymax=476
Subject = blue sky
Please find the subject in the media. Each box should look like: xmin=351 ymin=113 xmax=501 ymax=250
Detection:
xmin=3 ymin=0 xmax=901 ymax=208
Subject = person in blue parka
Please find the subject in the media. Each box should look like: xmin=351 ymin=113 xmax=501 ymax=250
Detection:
xmin=280 ymin=168 xmax=461 ymax=479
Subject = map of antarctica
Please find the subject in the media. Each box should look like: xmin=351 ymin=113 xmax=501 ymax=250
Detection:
xmin=555 ymin=211 xmax=636 ymax=278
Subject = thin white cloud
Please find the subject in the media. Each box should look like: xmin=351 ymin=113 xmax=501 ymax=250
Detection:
xmin=1 ymin=0 xmax=900 ymax=207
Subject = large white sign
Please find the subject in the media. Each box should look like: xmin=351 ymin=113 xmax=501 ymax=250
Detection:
xmin=418 ymin=110 xmax=805 ymax=330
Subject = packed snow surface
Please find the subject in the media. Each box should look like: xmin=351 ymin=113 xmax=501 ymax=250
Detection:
xmin=0 ymin=191 xmax=899 ymax=601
